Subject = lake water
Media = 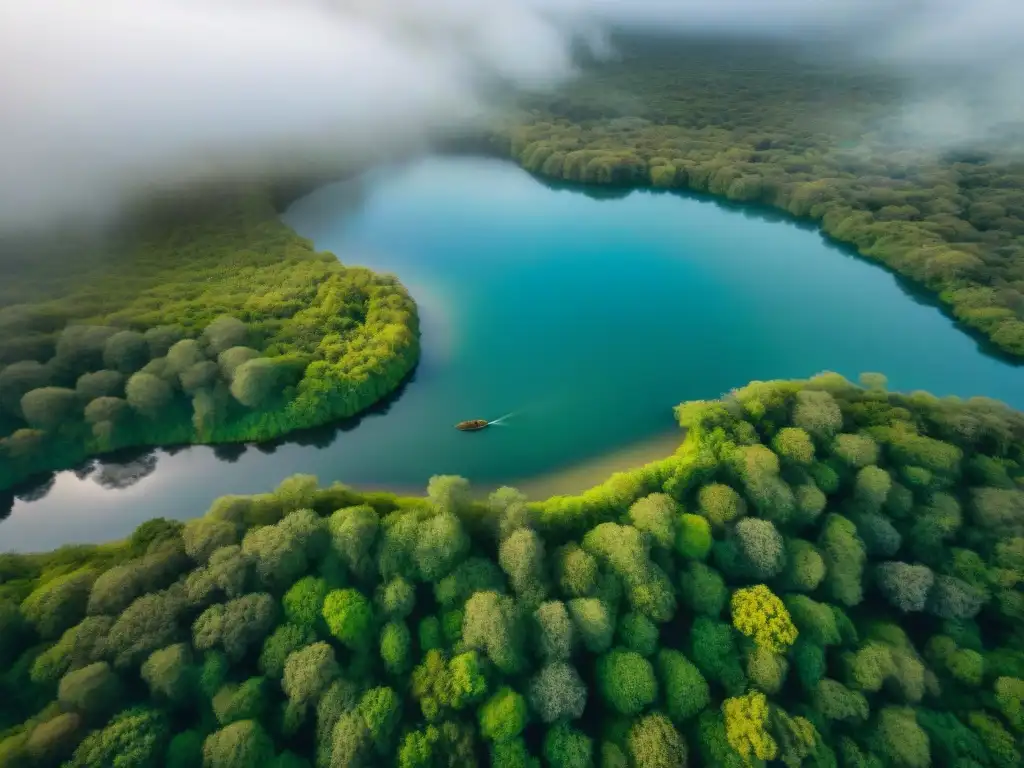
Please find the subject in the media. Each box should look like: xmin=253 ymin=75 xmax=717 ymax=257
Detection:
xmin=2 ymin=156 xmax=1022 ymax=551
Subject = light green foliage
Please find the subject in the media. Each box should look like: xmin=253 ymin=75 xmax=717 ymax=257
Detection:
xmin=182 ymin=518 xmax=238 ymax=564
xmin=462 ymin=591 xmax=524 ymax=674
xmin=499 ymin=527 xmax=548 ymax=605
xmin=529 ymin=661 xmax=587 ymax=723
xmin=411 ymin=650 xmax=487 ymax=721
xmin=212 ymin=677 xmax=268 ymax=726
xmin=535 ymin=600 xmax=574 ymax=661
xmin=193 ymin=592 xmax=277 ymax=661
xmin=746 ymin=645 xmax=788 ymax=694
xmin=697 ymin=483 xmax=747 ymax=527
xmin=792 ymin=389 xmax=842 ymax=439
xmin=628 ymin=493 xmax=678 ymax=550
xmin=679 ymin=560 xmax=728 ymax=616
xmin=379 ymin=576 xmax=416 ymax=618
xmin=380 ymin=621 xmax=412 ymax=674
xmin=554 ymin=543 xmax=598 ymax=598
xmin=781 ymin=539 xmax=826 ymax=592
xmin=872 ymin=707 xmax=930 ymax=768
xmin=568 ymin=597 xmax=614 ymax=654
xmin=626 ymin=712 xmax=686 ymax=768
xmin=543 ymin=723 xmax=593 ymax=768
xmin=968 ymin=711 xmax=1020 ymax=767
xmin=140 ymin=643 xmax=194 ymax=704
xmin=125 ymin=372 xmax=173 ymax=419
xmin=322 ymin=588 xmax=373 ymax=651
xmin=203 ymin=719 xmax=275 ymax=768
xmin=258 ymin=623 xmax=315 ymax=679
xmin=832 ymin=434 xmax=879 ymax=468
xmin=734 ymin=518 xmax=785 ymax=578
xmin=329 ymin=505 xmax=379 ymax=580
xmin=20 ymin=567 xmax=97 ymax=639
xmin=283 ymin=576 xmax=328 ymax=630
xmin=58 ymin=661 xmax=121 ymax=717
xmin=773 ymin=427 xmax=815 ymax=465
xmin=4 ymin=371 xmax=1024 ymax=766
xmin=357 ymin=686 xmax=401 ymax=753
xmin=814 ymin=679 xmax=869 ymax=722
xmin=819 ymin=514 xmax=866 ymax=606
xmin=597 ymin=648 xmax=658 ymax=715
xmin=794 ymin=483 xmax=827 ymax=525
xmin=994 ymin=676 xmax=1024 ymax=732
xmin=855 ymin=466 xmax=892 ymax=510
xmin=656 ymin=648 xmax=709 ymax=722
xmin=65 ymin=707 xmax=168 ymax=768
xmin=676 ymin=513 xmax=712 ymax=560
xmin=283 ymin=643 xmax=339 ymax=707
xmin=479 ymin=686 xmax=527 ymax=743
xmin=731 ymin=444 xmax=796 ymax=523
xmin=414 ymin=512 xmax=470 ymax=582
xmin=24 ymin=712 xmax=82 ymax=766
xmin=30 ymin=615 xmax=112 ymax=684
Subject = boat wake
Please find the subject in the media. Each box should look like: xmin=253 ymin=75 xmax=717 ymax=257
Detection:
xmin=487 ymin=411 xmax=517 ymax=426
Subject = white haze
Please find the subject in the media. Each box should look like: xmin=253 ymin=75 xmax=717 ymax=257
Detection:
xmin=0 ymin=0 xmax=1021 ymax=230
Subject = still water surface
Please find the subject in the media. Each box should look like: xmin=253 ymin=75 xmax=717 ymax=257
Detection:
xmin=3 ymin=157 xmax=1022 ymax=551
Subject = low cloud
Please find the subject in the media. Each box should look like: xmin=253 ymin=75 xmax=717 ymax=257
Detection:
xmin=0 ymin=0 xmax=1021 ymax=231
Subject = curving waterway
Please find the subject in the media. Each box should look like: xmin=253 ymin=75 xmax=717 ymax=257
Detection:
xmin=3 ymin=156 xmax=1022 ymax=551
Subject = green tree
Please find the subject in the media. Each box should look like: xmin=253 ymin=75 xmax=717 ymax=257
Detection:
xmin=202 ymin=720 xmax=275 ymax=768
xmin=283 ymin=642 xmax=339 ymax=708
xmin=543 ymin=723 xmax=593 ymax=768
xmin=479 ymin=686 xmax=527 ymax=743
xmin=628 ymin=493 xmax=678 ymax=550
xmin=626 ymin=712 xmax=686 ymax=768
xmin=125 ymin=372 xmax=174 ymax=419
xmin=597 ymin=648 xmax=658 ymax=716
xmin=657 ymin=648 xmax=709 ymax=723
xmin=529 ymin=661 xmax=587 ymax=723
xmin=380 ymin=620 xmax=412 ymax=675
xmin=65 ymin=706 xmax=168 ymax=768
xmin=535 ymin=600 xmax=574 ymax=661
xmin=322 ymin=589 xmax=373 ymax=652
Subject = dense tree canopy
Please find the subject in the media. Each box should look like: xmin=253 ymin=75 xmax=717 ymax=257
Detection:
xmin=0 ymin=192 xmax=419 ymax=492
xmin=2 ymin=373 xmax=1022 ymax=766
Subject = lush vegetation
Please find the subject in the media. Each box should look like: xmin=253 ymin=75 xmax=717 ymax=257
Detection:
xmin=1 ymin=372 xmax=1023 ymax=767
xmin=497 ymin=38 xmax=1024 ymax=357
xmin=0 ymin=193 xmax=419 ymax=492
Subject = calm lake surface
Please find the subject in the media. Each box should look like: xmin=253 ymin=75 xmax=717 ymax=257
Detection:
xmin=3 ymin=156 xmax=1022 ymax=551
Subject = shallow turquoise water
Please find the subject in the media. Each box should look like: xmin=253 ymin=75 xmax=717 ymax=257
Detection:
xmin=3 ymin=156 xmax=1021 ymax=550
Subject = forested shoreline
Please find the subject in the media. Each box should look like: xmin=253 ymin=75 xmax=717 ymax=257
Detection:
xmin=0 ymin=193 xmax=420 ymax=493
xmin=1 ymin=373 xmax=1023 ymax=767
xmin=495 ymin=40 xmax=1024 ymax=359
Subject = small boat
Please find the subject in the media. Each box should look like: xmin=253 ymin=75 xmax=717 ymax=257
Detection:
xmin=455 ymin=419 xmax=489 ymax=432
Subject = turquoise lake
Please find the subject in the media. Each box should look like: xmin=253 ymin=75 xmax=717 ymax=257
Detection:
xmin=2 ymin=156 xmax=1022 ymax=551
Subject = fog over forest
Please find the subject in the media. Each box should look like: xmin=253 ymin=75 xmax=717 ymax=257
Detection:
xmin=0 ymin=0 xmax=1022 ymax=229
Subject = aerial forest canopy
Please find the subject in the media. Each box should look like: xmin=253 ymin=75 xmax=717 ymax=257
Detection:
xmin=0 ymin=193 xmax=419 ymax=492
xmin=1 ymin=374 xmax=1023 ymax=767
xmin=498 ymin=38 xmax=1024 ymax=358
